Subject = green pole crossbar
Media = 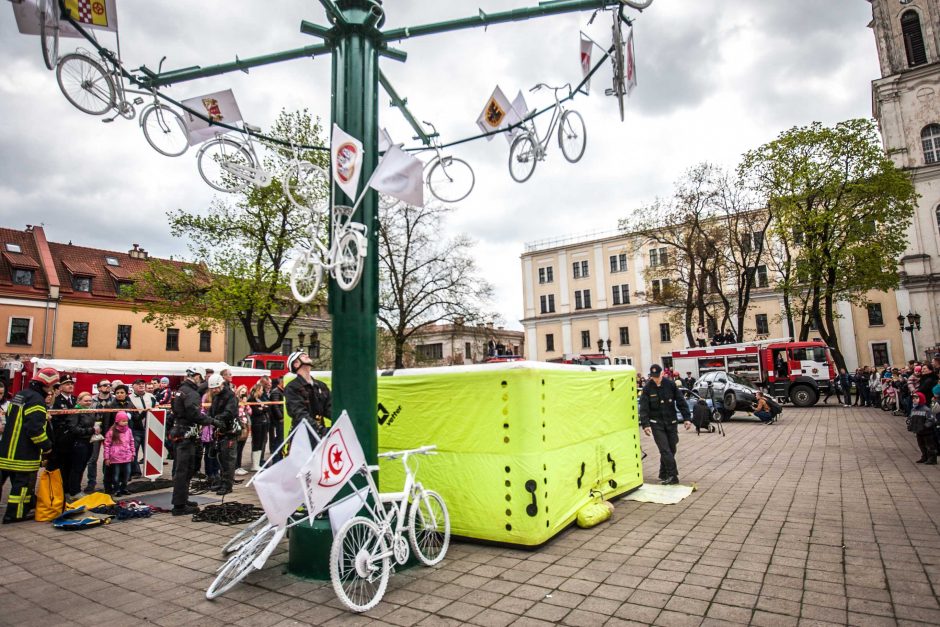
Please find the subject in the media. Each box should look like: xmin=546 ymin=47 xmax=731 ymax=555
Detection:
xmin=138 ymin=42 xmax=333 ymax=88
xmin=381 ymin=0 xmax=623 ymax=42
xmin=378 ymin=71 xmax=431 ymax=146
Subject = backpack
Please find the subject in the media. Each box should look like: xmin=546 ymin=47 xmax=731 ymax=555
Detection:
xmin=691 ymin=400 xmax=711 ymax=433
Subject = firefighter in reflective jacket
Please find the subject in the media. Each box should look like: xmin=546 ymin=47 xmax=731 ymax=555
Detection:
xmin=0 ymin=367 xmax=58 ymax=523
xmin=639 ymin=364 xmax=691 ymax=486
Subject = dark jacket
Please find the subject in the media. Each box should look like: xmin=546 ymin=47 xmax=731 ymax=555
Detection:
xmin=171 ymin=379 xmax=204 ymax=432
xmin=128 ymin=392 xmax=156 ymax=432
xmin=268 ymin=387 xmax=284 ymax=423
xmin=50 ymin=393 xmax=77 ymax=447
xmin=285 ymin=375 xmax=331 ymax=435
xmin=917 ymin=373 xmax=939 ymax=400
xmin=209 ymin=386 xmax=240 ymax=437
xmin=0 ymin=384 xmax=52 ymax=472
xmin=639 ymin=377 xmax=690 ymax=429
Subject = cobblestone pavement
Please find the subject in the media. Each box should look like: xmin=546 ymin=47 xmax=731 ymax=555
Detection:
xmin=2 ymin=405 xmax=940 ymax=626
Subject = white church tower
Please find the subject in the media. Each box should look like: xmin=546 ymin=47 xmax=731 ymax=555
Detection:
xmin=869 ymin=0 xmax=940 ymax=360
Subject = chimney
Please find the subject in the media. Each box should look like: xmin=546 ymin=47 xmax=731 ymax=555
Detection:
xmin=128 ymin=244 xmax=149 ymax=259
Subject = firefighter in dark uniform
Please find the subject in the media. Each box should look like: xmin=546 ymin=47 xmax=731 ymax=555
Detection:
xmin=206 ymin=373 xmax=239 ymax=495
xmin=284 ymin=351 xmax=331 ymax=441
xmin=169 ymin=368 xmax=206 ymax=516
xmin=0 ymin=368 xmax=58 ymax=523
xmin=639 ymin=364 xmax=691 ymax=485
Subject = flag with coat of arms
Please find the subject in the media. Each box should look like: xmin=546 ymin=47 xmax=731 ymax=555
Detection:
xmin=65 ymin=0 xmax=118 ymax=31
xmin=297 ymin=410 xmax=367 ymax=522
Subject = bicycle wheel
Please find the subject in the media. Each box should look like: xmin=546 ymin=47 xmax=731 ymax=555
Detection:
xmin=558 ymin=110 xmax=587 ymax=163
xmin=330 ymin=516 xmax=390 ymax=613
xmin=289 ymin=250 xmax=324 ymax=304
xmin=426 ymin=156 xmax=474 ymax=203
xmin=197 ymin=137 xmax=255 ymax=193
xmin=222 ymin=513 xmax=268 ymax=555
xmin=611 ymin=12 xmax=627 ymax=122
xmin=206 ymin=524 xmax=278 ymax=600
xmin=39 ymin=0 xmax=59 ymax=71
xmin=408 ymin=489 xmax=450 ymax=567
xmin=56 ymin=53 xmax=115 ymax=116
xmin=284 ymin=161 xmax=329 ymax=214
xmin=508 ymin=133 xmax=538 ymax=183
xmin=140 ymin=104 xmax=188 ymax=157
xmin=334 ymin=231 xmax=365 ymax=292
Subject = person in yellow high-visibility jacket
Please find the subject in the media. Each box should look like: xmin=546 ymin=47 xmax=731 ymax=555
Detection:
xmin=0 ymin=368 xmax=58 ymax=523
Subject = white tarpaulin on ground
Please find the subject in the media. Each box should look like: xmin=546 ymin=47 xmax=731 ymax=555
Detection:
xmin=623 ymin=483 xmax=694 ymax=504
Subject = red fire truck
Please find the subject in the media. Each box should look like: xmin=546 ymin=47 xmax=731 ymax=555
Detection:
xmin=547 ymin=353 xmax=612 ymax=366
xmin=670 ymin=338 xmax=837 ymax=407
xmin=238 ymin=353 xmax=288 ymax=379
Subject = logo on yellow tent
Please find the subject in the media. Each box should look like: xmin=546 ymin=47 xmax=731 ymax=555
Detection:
xmin=66 ymin=0 xmax=111 ymax=28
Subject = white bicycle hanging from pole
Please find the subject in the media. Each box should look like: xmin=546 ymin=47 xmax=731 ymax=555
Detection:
xmin=290 ymin=203 xmax=368 ymax=302
xmin=508 ymin=83 xmax=587 ymax=183
xmin=379 ymin=121 xmax=475 ymax=209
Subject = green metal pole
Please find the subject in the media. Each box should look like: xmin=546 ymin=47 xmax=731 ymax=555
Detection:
xmin=288 ymin=0 xmax=379 ymax=580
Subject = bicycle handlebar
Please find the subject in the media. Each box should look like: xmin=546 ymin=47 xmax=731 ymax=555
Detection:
xmin=378 ymin=444 xmax=437 ymax=460
xmin=530 ymin=83 xmax=573 ymax=96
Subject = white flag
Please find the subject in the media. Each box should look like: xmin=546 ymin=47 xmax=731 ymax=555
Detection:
xmin=11 ymin=0 xmax=75 ymax=37
xmin=297 ymin=411 xmax=367 ymax=521
xmin=580 ymin=36 xmax=593 ymax=94
xmin=378 ymin=128 xmax=393 ymax=153
xmin=501 ymin=91 xmax=530 ymax=145
xmin=476 ymin=86 xmax=513 ymax=141
xmin=369 ymin=145 xmax=424 ymax=207
xmin=626 ymin=27 xmax=637 ymax=96
xmin=252 ymin=424 xmax=314 ymax=528
xmin=332 ymin=124 xmax=365 ymax=202
xmin=181 ymin=89 xmax=243 ymax=146
xmin=328 ymin=486 xmax=369 ymax=535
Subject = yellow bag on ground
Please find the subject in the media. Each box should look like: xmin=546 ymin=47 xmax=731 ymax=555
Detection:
xmin=576 ymin=494 xmax=614 ymax=528
xmin=66 ymin=493 xmax=115 ymax=510
xmin=35 ymin=468 xmax=65 ymax=522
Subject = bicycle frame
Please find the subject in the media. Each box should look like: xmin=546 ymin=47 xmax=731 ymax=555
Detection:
xmin=521 ymin=85 xmax=571 ymax=157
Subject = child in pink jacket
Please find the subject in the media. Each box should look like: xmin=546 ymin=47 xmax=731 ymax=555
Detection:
xmin=103 ymin=411 xmax=136 ymax=496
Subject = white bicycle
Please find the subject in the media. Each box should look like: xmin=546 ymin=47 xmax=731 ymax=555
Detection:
xmin=55 ymin=48 xmax=190 ymax=156
xmin=607 ymin=5 xmax=630 ymax=122
xmin=280 ymin=144 xmax=330 ymax=214
xmin=330 ymin=446 xmax=450 ymax=613
xmin=289 ymin=204 xmax=368 ymax=302
xmin=196 ymin=124 xmax=272 ymax=193
xmin=508 ymin=83 xmax=587 ymax=183
xmin=380 ymin=121 xmax=474 ymax=211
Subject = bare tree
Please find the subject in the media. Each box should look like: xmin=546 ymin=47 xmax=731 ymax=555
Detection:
xmin=378 ymin=203 xmax=494 ymax=369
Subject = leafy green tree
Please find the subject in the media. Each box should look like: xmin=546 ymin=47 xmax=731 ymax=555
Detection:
xmin=131 ymin=110 xmax=330 ymax=354
xmin=740 ymin=119 xmax=917 ymax=367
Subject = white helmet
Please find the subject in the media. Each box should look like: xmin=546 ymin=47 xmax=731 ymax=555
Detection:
xmin=288 ymin=350 xmax=311 ymax=373
xmin=207 ymin=373 xmax=225 ymax=389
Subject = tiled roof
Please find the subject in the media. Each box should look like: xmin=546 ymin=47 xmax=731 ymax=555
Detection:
xmin=0 ymin=227 xmax=49 ymax=294
xmin=48 ymin=241 xmax=154 ymax=299
xmin=2 ymin=251 xmax=39 ymax=269
xmin=62 ymin=259 xmax=96 ymax=276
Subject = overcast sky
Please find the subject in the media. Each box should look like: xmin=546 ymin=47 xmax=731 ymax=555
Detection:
xmin=0 ymin=1 xmax=879 ymax=330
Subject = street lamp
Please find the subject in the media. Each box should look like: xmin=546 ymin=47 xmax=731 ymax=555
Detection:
xmin=898 ymin=312 xmax=922 ymax=359
xmin=298 ymin=330 xmax=306 ymax=352
xmin=596 ymin=338 xmax=612 ymax=354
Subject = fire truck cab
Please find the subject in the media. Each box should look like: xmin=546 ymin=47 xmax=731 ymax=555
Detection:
xmin=671 ymin=338 xmax=836 ymax=407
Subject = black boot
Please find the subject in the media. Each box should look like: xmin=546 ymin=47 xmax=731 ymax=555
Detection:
xmin=925 ymin=457 xmax=937 ymax=465
xmin=916 ymin=457 xmax=928 ymax=463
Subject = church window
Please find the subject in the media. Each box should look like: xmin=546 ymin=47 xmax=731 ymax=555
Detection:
xmin=922 ymin=124 xmax=940 ymax=164
xmin=935 ymin=205 xmax=940 ymax=236
xmin=901 ymin=10 xmax=928 ymax=67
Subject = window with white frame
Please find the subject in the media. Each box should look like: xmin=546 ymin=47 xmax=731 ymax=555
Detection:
xmin=8 ymin=317 xmax=32 ymax=345
xmin=574 ymin=289 xmax=591 ymax=310
xmin=609 ymin=253 xmax=627 ymax=273
xmin=538 ymin=266 xmax=554 ymax=284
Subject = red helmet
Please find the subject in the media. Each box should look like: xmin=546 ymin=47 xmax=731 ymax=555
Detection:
xmin=31 ymin=368 xmax=60 ymax=386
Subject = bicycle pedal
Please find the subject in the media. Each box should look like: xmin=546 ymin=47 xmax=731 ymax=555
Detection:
xmin=604 ymin=89 xmax=614 ymax=96
xmin=133 ymin=96 xmax=145 ymax=105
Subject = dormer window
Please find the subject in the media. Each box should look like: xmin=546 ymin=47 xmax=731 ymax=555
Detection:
xmin=5 ymin=243 xmax=21 ymax=253
xmin=116 ymin=280 xmax=134 ymax=297
xmin=72 ymin=276 xmax=91 ymax=292
xmin=12 ymin=269 xmax=34 ymax=286
xmin=105 ymin=256 xmax=120 ymax=266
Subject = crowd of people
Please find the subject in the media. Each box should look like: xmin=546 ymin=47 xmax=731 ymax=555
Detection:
xmin=0 ymin=350 xmax=332 ymax=521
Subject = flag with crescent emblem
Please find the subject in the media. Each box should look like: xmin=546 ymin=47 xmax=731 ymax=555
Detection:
xmin=625 ymin=27 xmax=637 ymax=96
xmin=580 ymin=35 xmax=592 ymax=94
xmin=297 ymin=410 xmax=366 ymax=521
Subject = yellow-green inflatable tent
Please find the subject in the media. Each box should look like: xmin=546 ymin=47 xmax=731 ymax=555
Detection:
xmin=288 ymin=361 xmax=642 ymax=547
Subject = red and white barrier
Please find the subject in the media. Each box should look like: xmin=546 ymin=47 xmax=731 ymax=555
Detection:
xmin=144 ymin=409 xmax=167 ymax=480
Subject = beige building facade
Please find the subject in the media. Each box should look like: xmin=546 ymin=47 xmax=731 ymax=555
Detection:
xmin=869 ymin=0 xmax=940 ymax=360
xmin=520 ymin=231 xmax=909 ymax=373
